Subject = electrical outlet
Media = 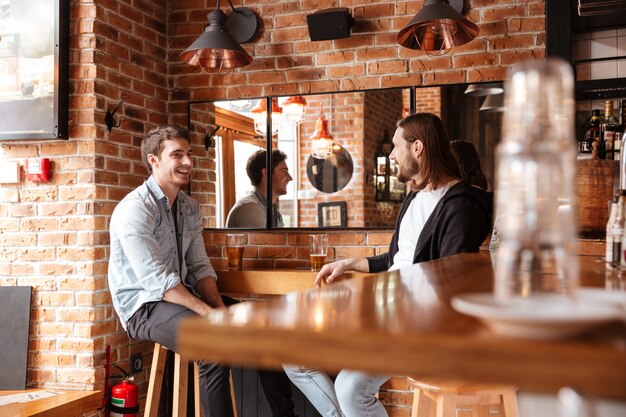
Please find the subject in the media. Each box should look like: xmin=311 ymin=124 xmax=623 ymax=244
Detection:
xmin=130 ymin=352 xmax=143 ymax=374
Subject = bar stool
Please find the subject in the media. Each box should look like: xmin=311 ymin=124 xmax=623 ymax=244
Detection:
xmin=145 ymin=343 xmax=237 ymax=417
xmin=408 ymin=378 xmax=519 ymax=417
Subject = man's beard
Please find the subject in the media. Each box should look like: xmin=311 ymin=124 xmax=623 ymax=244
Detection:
xmin=396 ymin=157 xmax=419 ymax=183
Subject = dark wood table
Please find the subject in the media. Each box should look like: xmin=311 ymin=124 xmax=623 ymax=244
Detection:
xmin=179 ymin=252 xmax=626 ymax=400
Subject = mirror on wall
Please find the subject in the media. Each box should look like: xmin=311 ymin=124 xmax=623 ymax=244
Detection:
xmin=188 ymin=83 xmax=504 ymax=230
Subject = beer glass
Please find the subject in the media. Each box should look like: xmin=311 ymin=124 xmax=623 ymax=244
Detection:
xmin=226 ymin=233 xmax=245 ymax=271
xmin=309 ymin=234 xmax=328 ymax=272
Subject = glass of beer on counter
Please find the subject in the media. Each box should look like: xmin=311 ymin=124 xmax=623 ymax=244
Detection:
xmin=226 ymin=233 xmax=246 ymax=271
xmin=309 ymin=234 xmax=328 ymax=272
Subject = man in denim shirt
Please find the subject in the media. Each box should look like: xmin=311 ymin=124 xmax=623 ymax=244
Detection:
xmin=108 ymin=125 xmax=295 ymax=417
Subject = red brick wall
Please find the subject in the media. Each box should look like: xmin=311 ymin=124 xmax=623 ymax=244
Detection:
xmin=0 ymin=0 xmax=546 ymax=415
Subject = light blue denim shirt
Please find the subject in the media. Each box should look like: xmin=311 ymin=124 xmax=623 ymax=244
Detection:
xmin=108 ymin=176 xmax=216 ymax=329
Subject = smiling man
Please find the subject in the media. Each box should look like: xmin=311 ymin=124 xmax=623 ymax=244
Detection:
xmin=108 ymin=125 xmax=235 ymax=417
xmin=226 ymin=149 xmax=293 ymax=228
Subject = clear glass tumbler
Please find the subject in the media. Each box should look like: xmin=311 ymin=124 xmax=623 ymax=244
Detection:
xmin=493 ymin=58 xmax=579 ymax=301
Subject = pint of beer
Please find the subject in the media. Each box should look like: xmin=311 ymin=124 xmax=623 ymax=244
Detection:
xmin=309 ymin=234 xmax=328 ymax=272
xmin=226 ymin=234 xmax=245 ymax=270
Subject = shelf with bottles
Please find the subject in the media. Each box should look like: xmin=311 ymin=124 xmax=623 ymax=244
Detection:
xmin=577 ymin=97 xmax=626 ymax=161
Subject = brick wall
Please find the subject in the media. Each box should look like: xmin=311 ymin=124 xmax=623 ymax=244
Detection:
xmin=0 ymin=1 xmax=546 ymax=416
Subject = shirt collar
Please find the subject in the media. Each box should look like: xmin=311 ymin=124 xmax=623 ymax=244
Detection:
xmin=147 ymin=175 xmax=183 ymax=205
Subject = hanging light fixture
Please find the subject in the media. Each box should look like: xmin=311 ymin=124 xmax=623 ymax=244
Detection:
xmin=251 ymin=98 xmax=282 ymax=136
xmin=479 ymin=93 xmax=505 ymax=112
xmin=396 ymin=0 xmax=479 ymax=56
xmin=180 ymin=0 xmax=258 ymax=71
xmin=464 ymin=82 xmax=504 ymax=97
xmin=310 ymin=113 xmax=334 ymax=159
xmin=281 ymin=96 xmax=307 ymax=123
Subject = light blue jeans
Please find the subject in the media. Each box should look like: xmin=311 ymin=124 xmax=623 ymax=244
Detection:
xmin=283 ymin=365 xmax=389 ymax=417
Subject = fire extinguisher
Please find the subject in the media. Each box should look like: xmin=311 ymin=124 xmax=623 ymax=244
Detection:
xmin=108 ymin=365 xmax=139 ymax=417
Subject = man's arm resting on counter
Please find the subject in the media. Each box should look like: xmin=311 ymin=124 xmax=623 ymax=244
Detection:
xmin=315 ymin=257 xmax=370 ymax=285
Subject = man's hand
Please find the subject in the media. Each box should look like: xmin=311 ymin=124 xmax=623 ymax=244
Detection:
xmin=163 ymin=283 xmax=213 ymax=316
xmin=195 ymin=276 xmax=226 ymax=309
xmin=314 ymin=257 xmax=369 ymax=286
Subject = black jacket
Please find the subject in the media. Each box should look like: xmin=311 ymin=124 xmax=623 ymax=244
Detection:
xmin=367 ymin=182 xmax=493 ymax=273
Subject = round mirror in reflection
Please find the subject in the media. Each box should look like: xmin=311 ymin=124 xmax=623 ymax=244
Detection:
xmin=306 ymin=144 xmax=353 ymax=193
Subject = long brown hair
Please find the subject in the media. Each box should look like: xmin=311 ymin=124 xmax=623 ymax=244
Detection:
xmin=396 ymin=113 xmax=460 ymax=190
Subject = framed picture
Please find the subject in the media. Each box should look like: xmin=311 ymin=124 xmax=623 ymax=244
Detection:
xmin=318 ymin=201 xmax=347 ymax=228
xmin=0 ymin=0 xmax=69 ymax=139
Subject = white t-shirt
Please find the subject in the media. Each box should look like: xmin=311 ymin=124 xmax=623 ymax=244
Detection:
xmin=389 ymin=181 xmax=458 ymax=271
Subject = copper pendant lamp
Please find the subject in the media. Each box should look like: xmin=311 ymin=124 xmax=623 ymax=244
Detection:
xmin=310 ymin=114 xmax=334 ymax=159
xmin=180 ymin=0 xmax=258 ymax=71
xmin=396 ymin=0 xmax=479 ymax=55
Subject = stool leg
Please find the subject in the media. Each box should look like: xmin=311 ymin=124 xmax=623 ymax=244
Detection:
xmin=194 ymin=362 xmax=202 ymax=417
xmin=145 ymin=344 xmax=167 ymax=417
xmin=411 ymin=388 xmax=434 ymax=417
xmin=501 ymin=390 xmax=519 ymax=417
xmin=436 ymin=394 xmax=456 ymax=417
xmin=230 ymin=370 xmax=238 ymax=417
xmin=173 ymin=353 xmax=189 ymax=417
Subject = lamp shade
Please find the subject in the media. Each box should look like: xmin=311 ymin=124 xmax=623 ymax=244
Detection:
xmin=310 ymin=115 xmax=334 ymax=159
xmin=465 ymin=83 xmax=504 ymax=97
xmin=479 ymin=93 xmax=505 ymax=112
xmin=396 ymin=0 xmax=479 ymax=53
xmin=251 ymin=98 xmax=282 ymax=135
xmin=180 ymin=9 xmax=253 ymax=71
xmin=282 ymin=96 xmax=307 ymax=123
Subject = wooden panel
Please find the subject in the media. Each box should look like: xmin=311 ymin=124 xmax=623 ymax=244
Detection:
xmin=0 ymin=286 xmax=31 ymax=390
xmin=577 ymin=159 xmax=616 ymax=235
xmin=0 ymin=390 xmax=101 ymax=417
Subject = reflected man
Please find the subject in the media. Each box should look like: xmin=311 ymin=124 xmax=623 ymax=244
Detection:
xmin=226 ymin=149 xmax=293 ymax=228
xmin=283 ymin=113 xmax=493 ymax=417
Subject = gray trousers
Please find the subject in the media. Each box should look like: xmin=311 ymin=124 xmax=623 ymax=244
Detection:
xmin=127 ymin=301 xmax=234 ymax=417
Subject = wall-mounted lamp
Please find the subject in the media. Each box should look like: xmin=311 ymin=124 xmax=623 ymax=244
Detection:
xmin=251 ymin=98 xmax=282 ymax=136
xmin=281 ymin=96 xmax=307 ymax=123
xmin=180 ymin=0 xmax=258 ymax=71
xmin=310 ymin=114 xmax=334 ymax=159
xmin=396 ymin=0 xmax=479 ymax=56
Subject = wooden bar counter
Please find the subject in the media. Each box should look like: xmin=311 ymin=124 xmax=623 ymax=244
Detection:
xmin=179 ymin=252 xmax=626 ymax=400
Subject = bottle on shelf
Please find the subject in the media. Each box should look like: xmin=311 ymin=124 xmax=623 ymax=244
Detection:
xmin=612 ymin=191 xmax=626 ymax=267
xmin=614 ymin=99 xmax=626 ymax=162
xmin=606 ymin=195 xmax=619 ymax=263
xmin=619 ymin=100 xmax=626 ymax=190
xmin=601 ymin=100 xmax=619 ymax=161
xmin=578 ymin=109 xmax=602 ymax=159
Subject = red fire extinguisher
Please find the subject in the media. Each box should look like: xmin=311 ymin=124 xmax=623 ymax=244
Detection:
xmin=108 ymin=366 xmax=139 ymax=417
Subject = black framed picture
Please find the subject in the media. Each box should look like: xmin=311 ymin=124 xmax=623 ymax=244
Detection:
xmin=318 ymin=201 xmax=347 ymax=228
xmin=0 ymin=0 xmax=69 ymax=139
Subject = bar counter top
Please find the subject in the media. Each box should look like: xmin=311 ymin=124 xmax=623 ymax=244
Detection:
xmin=179 ymin=252 xmax=626 ymax=400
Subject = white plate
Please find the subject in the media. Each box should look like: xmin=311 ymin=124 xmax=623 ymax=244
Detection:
xmin=578 ymin=288 xmax=626 ymax=307
xmin=451 ymin=292 xmax=623 ymax=340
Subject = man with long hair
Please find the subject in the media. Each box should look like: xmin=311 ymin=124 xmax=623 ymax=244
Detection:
xmin=283 ymin=113 xmax=493 ymax=417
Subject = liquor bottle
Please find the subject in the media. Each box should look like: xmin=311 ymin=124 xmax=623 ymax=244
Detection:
xmin=616 ymin=100 xmax=626 ymax=162
xmin=612 ymin=191 xmax=626 ymax=267
xmin=601 ymin=100 xmax=619 ymax=161
xmin=578 ymin=109 xmax=602 ymax=159
xmin=606 ymin=196 xmax=618 ymax=263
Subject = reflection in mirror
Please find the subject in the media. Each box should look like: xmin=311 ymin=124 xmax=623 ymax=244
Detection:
xmin=306 ymin=144 xmax=354 ymax=193
xmin=190 ymin=88 xmax=411 ymax=229
xmin=190 ymin=84 xmax=506 ymax=230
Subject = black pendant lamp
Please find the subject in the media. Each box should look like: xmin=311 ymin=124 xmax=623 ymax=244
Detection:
xmin=180 ymin=0 xmax=258 ymax=71
xmin=397 ymin=0 xmax=479 ymax=56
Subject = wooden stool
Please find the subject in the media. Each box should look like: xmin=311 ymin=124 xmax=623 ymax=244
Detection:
xmin=145 ymin=343 xmax=237 ymax=417
xmin=408 ymin=378 xmax=519 ymax=417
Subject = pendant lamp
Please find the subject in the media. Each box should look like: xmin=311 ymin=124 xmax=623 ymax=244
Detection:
xmin=180 ymin=0 xmax=258 ymax=71
xmin=310 ymin=114 xmax=334 ymax=159
xmin=282 ymin=96 xmax=307 ymax=123
xmin=251 ymin=98 xmax=282 ymax=136
xmin=396 ymin=0 xmax=479 ymax=56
